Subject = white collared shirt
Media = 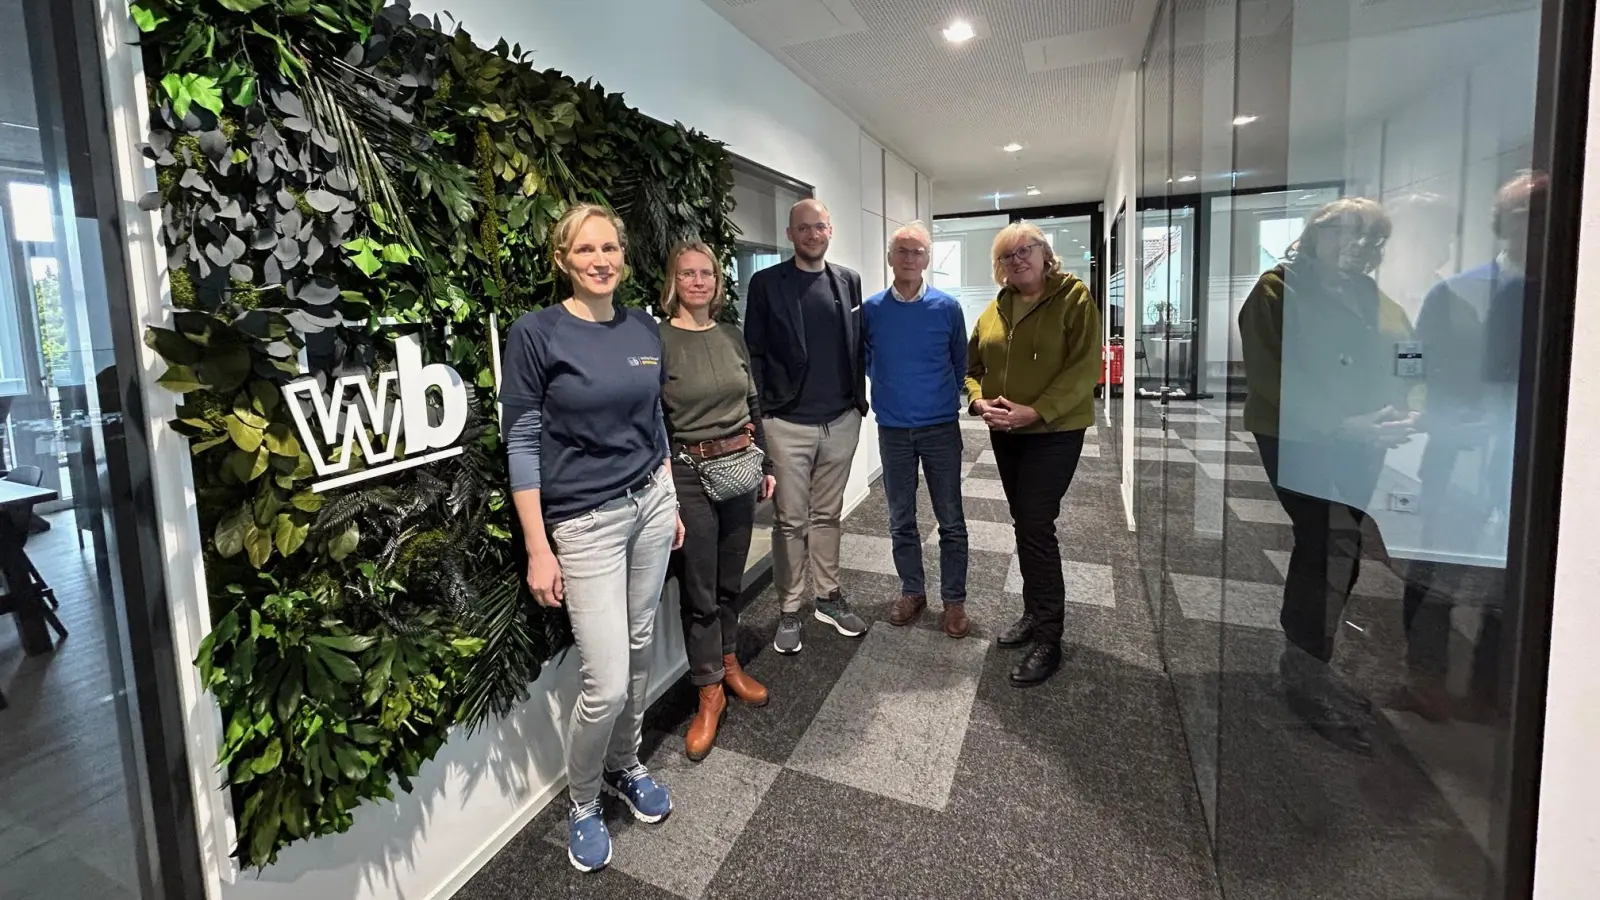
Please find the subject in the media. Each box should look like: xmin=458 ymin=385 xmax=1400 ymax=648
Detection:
xmin=890 ymin=280 xmax=928 ymax=303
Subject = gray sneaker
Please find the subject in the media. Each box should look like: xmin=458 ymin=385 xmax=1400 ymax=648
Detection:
xmin=774 ymin=612 xmax=804 ymax=655
xmin=814 ymin=593 xmax=867 ymax=638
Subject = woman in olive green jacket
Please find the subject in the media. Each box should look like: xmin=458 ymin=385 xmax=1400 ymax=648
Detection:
xmin=965 ymin=221 xmax=1102 ymax=688
xmin=1239 ymin=197 xmax=1417 ymax=751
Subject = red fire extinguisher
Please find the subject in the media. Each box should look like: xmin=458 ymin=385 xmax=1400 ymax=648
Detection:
xmin=1101 ymin=341 xmax=1125 ymax=385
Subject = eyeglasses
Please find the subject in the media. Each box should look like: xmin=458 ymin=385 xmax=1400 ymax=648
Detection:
xmin=999 ymin=242 xmax=1042 ymax=265
xmin=676 ymin=268 xmax=717 ymax=282
xmin=891 ymin=246 xmax=928 ymax=259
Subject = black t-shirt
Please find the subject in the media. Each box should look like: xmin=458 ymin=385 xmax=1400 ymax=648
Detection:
xmin=501 ymin=303 xmax=667 ymax=523
xmin=784 ymin=269 xmax=852 ymax=424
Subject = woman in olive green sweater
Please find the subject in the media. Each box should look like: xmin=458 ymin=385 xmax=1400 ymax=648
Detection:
xmin=965 ymin=221 xmax=1102 ymax=687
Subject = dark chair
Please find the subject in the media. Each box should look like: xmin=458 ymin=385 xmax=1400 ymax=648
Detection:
xmin=1 ymin=465 xmax=66 ymax=640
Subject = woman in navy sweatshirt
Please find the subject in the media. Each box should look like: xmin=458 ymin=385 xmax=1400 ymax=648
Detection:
xmin=501 ymin=204 xmax=684 ymax=874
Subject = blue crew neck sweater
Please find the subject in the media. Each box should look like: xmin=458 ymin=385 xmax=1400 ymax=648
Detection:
xmin=863 ymin=283 xmax=967 ymax=429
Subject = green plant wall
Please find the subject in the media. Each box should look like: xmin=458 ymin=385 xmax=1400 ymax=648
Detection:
xmin=130 ymin=0 xmax=739 ymax=868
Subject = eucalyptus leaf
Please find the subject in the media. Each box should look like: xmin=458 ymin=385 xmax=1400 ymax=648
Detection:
xmin=304 ymin=190 xmax=340 ymax=213
xmin=298 ymin=277 xmax=338 ymax=306
xmin=199 ymin=129 xmax=228 ymax=160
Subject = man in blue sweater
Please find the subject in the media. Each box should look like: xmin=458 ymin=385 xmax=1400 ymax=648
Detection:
xmin=864 ymin=221 xmax=971 ymax=638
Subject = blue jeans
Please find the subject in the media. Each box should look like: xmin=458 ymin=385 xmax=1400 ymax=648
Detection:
xmin=878 ymin=421 xmax=967 ymax=603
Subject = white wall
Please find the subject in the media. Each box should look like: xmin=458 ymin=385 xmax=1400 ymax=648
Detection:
xmin=1533 ymin=15 xmax=1600 ymax=894
xmin=1103 ymin=70 xmax=1139 ymax=527
xmin=96 ymin=1 xmax=924 ymax=898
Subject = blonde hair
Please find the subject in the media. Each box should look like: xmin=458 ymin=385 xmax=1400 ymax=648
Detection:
xmin=1288 ymin=197 xmax=1391 ymax=273
xmin=991 ymin=220 xmax=1061 ymax=285
xmin=549 ymin=202 xmax=631 ymax=285
xmin=660 ymin=240 xmax=726 ymax=319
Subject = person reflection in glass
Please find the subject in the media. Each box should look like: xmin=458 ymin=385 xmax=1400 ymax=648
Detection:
xmin=1399 ymin=171 xmax=1546 ymax=723
xmin=1239 ymin=198 xmax=1418 ymax=752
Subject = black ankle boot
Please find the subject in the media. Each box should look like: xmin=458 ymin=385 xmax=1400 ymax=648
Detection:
xmin=1010 ymin=641 xmax=1061 ymax=687
xmin=997 ymin=614 xmax=1035 ymax=648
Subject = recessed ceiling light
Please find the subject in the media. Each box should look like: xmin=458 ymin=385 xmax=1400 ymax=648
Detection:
xmin=942 ymin=20 xmax=976 ymax=43
xmin=1177 ymin=174 xmax=1197 ymax=183
xmin=1232 ymin=114 xmax=1259 ymax=126
xmin=1026 ymin=188 xmax=1041 ymax=196
xmin=1003 ymin=142 xmax=1023 ymax=153
xmin=1166 ymin=178 xmax=1174 ymax=184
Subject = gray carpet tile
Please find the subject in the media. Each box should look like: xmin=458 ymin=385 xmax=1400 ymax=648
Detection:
xmin=534 ymin=735 xmax=783 ymax=900
xmin=452 ymin=805 xmax=684 ymax=900
xmin=786 ymin=624 xmax=990 ymax=811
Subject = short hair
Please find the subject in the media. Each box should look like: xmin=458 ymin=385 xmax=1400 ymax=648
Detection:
xmin=659 ymin=240 xmax=726 ymax=319
xmin=1288 ymin=197 xmax=1392 ymax=273
xmin=788 ymin=198 xmax=831 ymax=227
xmin=1493 ymin=170 xmax=1549 ymax=238
xmin=991 ymin=220 xmax=1061 ymax=285
xmin=889 ymin=220 xmax=932 ymax=251
xmin=549 ymin=202 xmax=631 ymax=284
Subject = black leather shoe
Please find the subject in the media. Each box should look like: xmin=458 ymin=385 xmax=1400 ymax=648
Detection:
xmin=1010 ymin=642 xmax=1061 ymax=687
xmin=997 ymin=614 xmax=1035 ymax=648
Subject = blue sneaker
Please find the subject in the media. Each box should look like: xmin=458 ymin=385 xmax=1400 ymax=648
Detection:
xmin=567 ymin=798 xmax=611 ymax=873
xmin=603 ymin=764 xmax=672 ymax=823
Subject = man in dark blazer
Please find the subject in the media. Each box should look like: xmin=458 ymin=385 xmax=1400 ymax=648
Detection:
xmin=744 ymin=198 xmax=869 ymax=655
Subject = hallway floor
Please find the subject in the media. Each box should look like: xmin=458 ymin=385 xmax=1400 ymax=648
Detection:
xmin=455 ymin=418 xmax=1222 ymax=900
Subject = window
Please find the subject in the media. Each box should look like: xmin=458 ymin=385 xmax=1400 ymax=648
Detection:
xmin=929 ymin=239 xmax=961 ymax=291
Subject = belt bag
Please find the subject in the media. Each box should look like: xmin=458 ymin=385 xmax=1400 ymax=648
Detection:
xmin=678 ymin=427 xmax=764 ymax=503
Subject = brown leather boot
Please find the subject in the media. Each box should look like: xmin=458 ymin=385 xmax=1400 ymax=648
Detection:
xmin=888 ymin=592 xmax=927 ymax=626
xmin=722 ymin=653 xmax=769 ymax=707
xmin=686 ymin=683 xmax=727 ymax=762
xmin=940 ymin=603 xmax=970 ymax=639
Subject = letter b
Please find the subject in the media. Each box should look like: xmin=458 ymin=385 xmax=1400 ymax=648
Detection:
xmin=394 ymin=332 xmax=468 ymax=454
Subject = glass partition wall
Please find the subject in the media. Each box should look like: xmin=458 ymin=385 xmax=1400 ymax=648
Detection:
xmin=1 ymin=1 xmax=203 ymax=898
xmin=1134 ymin=0 xmax=1579 ymax=896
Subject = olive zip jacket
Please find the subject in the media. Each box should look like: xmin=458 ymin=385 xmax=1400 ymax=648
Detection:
xmin=964 ymin=272 xmax=1102 ymax=434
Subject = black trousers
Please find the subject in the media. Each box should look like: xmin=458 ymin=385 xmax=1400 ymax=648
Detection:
xmin=1256 ymin=435 xmax=1384 ymax=663
xmin=671 ymin=463 xmax=757 ymax=686
xmin=990 ymin=428 xmax=1086 ymax=645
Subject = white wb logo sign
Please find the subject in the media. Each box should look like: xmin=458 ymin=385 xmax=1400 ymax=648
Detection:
xmin=281 ymin=332 xmax=471 ymax=493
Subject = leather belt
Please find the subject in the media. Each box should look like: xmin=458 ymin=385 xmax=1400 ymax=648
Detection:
xmin=679 ymin=425 xmax=754 ymax=460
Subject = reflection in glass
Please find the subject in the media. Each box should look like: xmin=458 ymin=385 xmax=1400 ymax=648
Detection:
xmin=1136 ymin=0 xmax=1555 ymax=896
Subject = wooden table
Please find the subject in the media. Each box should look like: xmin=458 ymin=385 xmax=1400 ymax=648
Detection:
xmin=1 ymin=480 xmax=61 ymax=655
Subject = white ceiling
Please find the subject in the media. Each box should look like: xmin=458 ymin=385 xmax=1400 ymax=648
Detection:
xmin=701 ymin=0 xmax=1161 ymax=214
xmin=702 ymin=0 xmax=1540 ymax=217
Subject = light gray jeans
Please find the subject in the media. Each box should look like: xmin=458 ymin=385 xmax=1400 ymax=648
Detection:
xmin=550 ymin=465 xmax=678 ymax=805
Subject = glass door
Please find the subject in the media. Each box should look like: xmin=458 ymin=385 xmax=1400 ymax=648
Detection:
xmin=1134 ymin=0 xmax=1174 ymax=630
xmin=0 ymin=2 xmax=203 ymax=898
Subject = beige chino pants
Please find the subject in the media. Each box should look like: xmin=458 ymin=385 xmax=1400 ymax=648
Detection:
xmin=764 ymin=409 xmax=862 ymax=613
